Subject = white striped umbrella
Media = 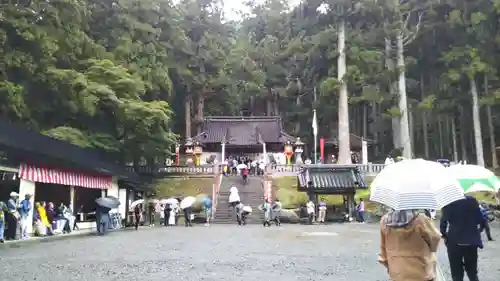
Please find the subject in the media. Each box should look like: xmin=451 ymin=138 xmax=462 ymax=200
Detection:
xmin=370 ymin=159 xmax=465 ymax=210
xmin=446 ymin=164 xmax=500 ymax=193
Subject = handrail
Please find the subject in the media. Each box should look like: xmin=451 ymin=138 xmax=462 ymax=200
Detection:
xmin=211 ymin=165 xmax=222 ymax=220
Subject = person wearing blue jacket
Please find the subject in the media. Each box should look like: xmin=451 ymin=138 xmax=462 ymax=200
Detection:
xmin=19 ymin=194 xmax=32 ymax=240
xmin=479 ymin=204 xmax=494 ymax=241
xmin=440 ymin=196 xmax=485 ymax=281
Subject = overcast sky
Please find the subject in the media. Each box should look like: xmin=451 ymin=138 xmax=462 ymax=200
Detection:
xmin=172 ymin=0 xmax=302 ymax=21
xmin=223 ymin=0 xmax=302 ymax=21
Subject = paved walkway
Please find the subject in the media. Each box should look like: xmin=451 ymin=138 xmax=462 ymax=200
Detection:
xmin=0 ymin=224 xmax=498 ymax=280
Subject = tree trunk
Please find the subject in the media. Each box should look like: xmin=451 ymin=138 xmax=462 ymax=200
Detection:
xmin=396 ymin=32 xmax=412 ymax=159
xmin=250 ymin=96 xmax=255 ymax=116
xmin=295 ymin=94 xmax=301 ymax=135
xmin=409 ymin=103 xmax=414 ymax=153
xmin=485 ymin=75 xmax=498 ymax=169
xmin=420 ymin=74 xmax=429 ymax=158
xmin=196 ymin=92 xmax=205 ymax=135
xmin=451 ymin=115 xmax=458 ymax=162
xmin=337 ymin=19 xmax=351 ymax=164
xmin=266 ymin=88 xmax=273 ymax=116
xmin=362 ymin=103 xmax=368 ymax=138
xmin=371 ymin=101 xmax=380 ymax=156
xmin=185 ymin=96 xmax=192 ymax=138
xmin=273 ymin=96 xmax=279 ymax=117
xmin=459 ymin=105 xmax=468 ymax=161
xmin=437 ymin=116 xmax=443 ymax=157
xmin=386 ymin=37 xmax=400 ymax=150
xmin=470 ymin=76 xmax=485 ymax=166
xmin=445 ymin=116 xmax=452 ymax=158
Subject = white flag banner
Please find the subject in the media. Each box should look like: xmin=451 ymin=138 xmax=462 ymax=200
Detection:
xmin=312 ymin=109 xmax=318 ymax=136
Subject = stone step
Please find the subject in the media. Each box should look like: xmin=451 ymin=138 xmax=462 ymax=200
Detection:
xmin=213 ymin=176 xmax=265 ymax=225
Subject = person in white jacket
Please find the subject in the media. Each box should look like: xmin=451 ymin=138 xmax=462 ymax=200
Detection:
xmin=228 ymin=186 xmax=241 ymax=219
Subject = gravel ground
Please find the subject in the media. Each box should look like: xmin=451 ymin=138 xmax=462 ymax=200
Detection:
xmin=0 ymin=223 xmax=499 ymax=281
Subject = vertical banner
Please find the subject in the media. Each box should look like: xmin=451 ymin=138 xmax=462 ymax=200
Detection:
xmin=175 ymin=144 xmax=180 ymax=166
xmin=264 ymin=181 xmax=272 ymax=203
xmin=320 ymin=137 xmax=325 ymax=163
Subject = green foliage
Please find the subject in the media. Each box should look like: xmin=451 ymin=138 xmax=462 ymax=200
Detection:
xmin=3 ymin=0 xmax=500 ymax=165
xmin=0 ymin=0 xmax=178 ymax=165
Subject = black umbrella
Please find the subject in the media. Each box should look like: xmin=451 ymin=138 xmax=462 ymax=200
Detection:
xmin=107 ymin=196 xmax=120 ymax=205
xmin=95 ymin=196 xmax=121 ymax=209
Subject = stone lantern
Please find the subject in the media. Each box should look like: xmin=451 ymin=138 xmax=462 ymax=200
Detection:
xmin=284 ymin=141 xmax=294 ymax=166
xmin=294 ymin=137 xmax=304 ymax=164
xmin=193 ymin=140 xmax=203 ymax=166
xmin=184 ymin=138 xmax=194 ymax=166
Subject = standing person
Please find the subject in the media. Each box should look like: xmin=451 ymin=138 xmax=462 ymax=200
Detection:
xmin=19 ymin=194 xmax=32 ymax=240
xmin=5 ymin=192 xmax=19 ymax=240
xmin=0 ymin=201 xmax=7 ymax=243
xmin=260 ymin=200 xmax=272 ymax=227
xmin=306 ymin=200 xmax=315 ymax=225
xmin=235 ymin=202 xmax=244 ymax=225
xmin=378 ymin=209 xmax=441 ymax=281
xmin=133 ymin=204 xmax=142 ymax=230
xmin=173 ymin=204 xmax=180 ymax=226
xmin=357 ymin=199 xmax=365 ymax=223
xmin=440 ymin=196 xmax=485 ymax=281
xmin=251 ymin=160 xmax=257 ymax=175
xmin=228 ymin=186 xmax=240 ymax=219
xmin=164 ymin=203 xmax=171 ymax=227
xmin=318 ymin=202 xmax=327 ymax=223
xmin=232 ymin=159 xmax=238 ymax=175
xmin=241 ymin=167 xmax=249 ymax=184
xmin=203 ymin=197 xmax=212 ymax=226
xmin=183 ymin=206 xmax=193 ymax=227
xmin=272 ymin=199 xmax=282 ymax=226
xmin=159 ymin=204 xmax=165 ymax=226
xmin=148 ymin=203 xmax=155 ymax=227
xmin=424 ymin=209 xmax=431 ymax=219
xmin=429 ymin=209 xmax=436 ymax=220
xmin=479 ymin=203 xmax=494 ymax=241
xmin=96 ymin=205 xmax=111 ymax=235
xmin=259 ymin=161 xmax=265 ymax=176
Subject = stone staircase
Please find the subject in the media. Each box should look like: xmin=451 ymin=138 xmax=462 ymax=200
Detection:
xmin=213 ymin=176 xmax=265 ymax=224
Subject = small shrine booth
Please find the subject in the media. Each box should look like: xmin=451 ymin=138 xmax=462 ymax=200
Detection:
xmin=297 ymin=165 xmax=368 ymax=218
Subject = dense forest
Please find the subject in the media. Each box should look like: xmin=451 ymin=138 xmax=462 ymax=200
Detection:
xmin=1 ymin=0 xmax=500 ymax=167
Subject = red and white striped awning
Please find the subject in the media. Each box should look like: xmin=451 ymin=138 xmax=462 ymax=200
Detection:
xmin=19 ymin=163 xmax=112 ymax=189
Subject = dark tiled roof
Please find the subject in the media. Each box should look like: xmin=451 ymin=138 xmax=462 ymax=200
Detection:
xmin=197 ymin=116 xmax=293 ymax=145
xmin=0 ymin=119 xmax=139 ymax=181
xmin=297 ymin=165 xmax=367 ymax=193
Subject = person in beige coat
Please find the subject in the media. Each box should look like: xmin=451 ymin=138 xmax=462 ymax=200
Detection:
xmin=378 ymin=210 xmax=441 ymax=281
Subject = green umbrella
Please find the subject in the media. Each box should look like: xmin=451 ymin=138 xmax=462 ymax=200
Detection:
xmin=447 ymin=164 xmax=500 ymax=193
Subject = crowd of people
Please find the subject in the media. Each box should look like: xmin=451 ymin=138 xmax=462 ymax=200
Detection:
xmin=221 ymin=156 xmax=266 ymax=177
xmin=0 ymin=191 xmax=77 ymax=243
xmin=131 ymin=197 xmax=213 ymax=229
